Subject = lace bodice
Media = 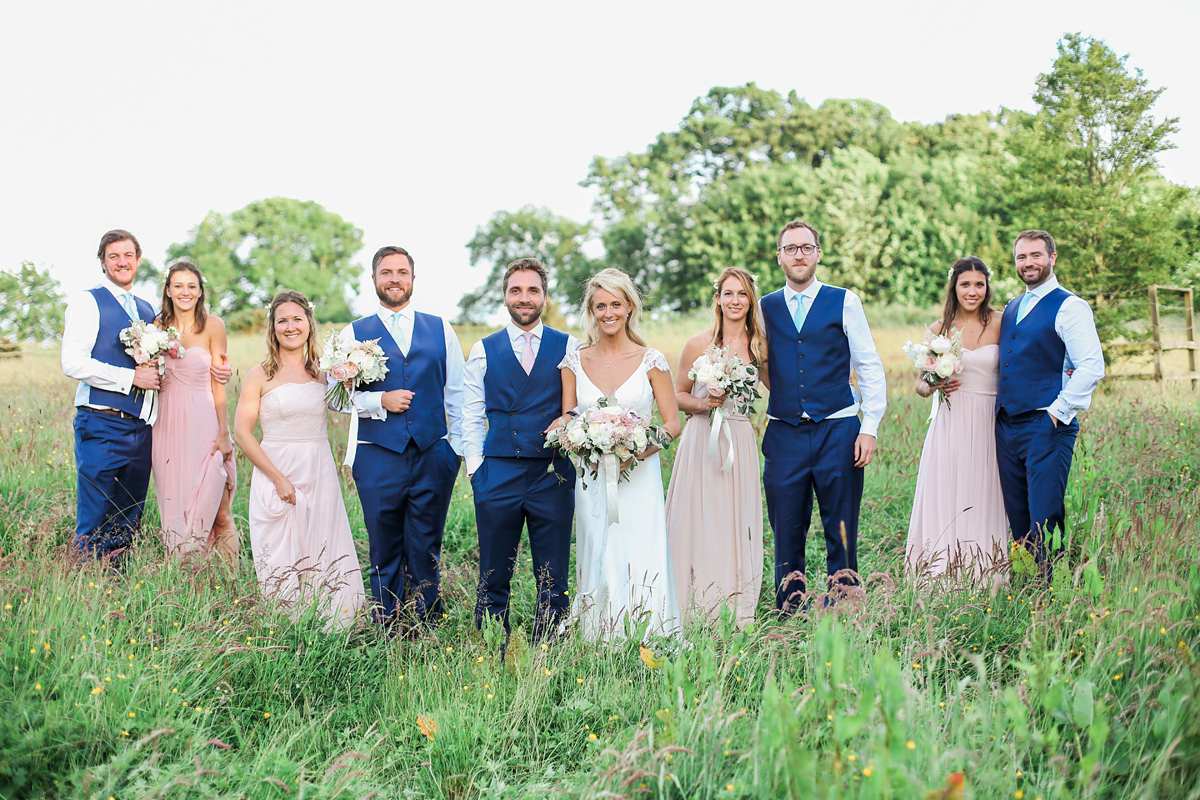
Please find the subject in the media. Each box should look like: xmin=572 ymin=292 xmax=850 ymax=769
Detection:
xmin=259 ymin=381 xmax=329 ymax=442
xmin=560 ymin=348 xmax=670 ymax=420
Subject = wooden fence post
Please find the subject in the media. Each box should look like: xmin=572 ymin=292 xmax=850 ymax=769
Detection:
xmin=1148 ymin=285 xmax=1163 ymax=382
xmin=1185 ymin=287 xmax=1197 ymax=391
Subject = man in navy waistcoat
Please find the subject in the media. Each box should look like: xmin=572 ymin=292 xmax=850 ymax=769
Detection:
xmin=761 ymin=220 xmax=887 ymax=612
xmin=463 ymin=258 xmax=578 ymax=643
xmin=995 ymin=230 xmax=1104 ymax=572
xmin=61 ymin=230 xmax=161 ymax=563
xmin=339 ymin=245 xmax=464 ymax=627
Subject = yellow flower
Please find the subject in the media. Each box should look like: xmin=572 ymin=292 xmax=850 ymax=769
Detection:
xmin=417 ymin=714 xmax=437 ymax=741
xmin=128 ymin=712 xmax=136 ymax=718
xmin=91 ymin=687 xmax=103 ymax=695
xmin=263 ymin=712 xmax=270 ymax=719
xmin=725 ymin=784 xmax=734 ymax=791
xmin=863 ymin=766 xmax=873 ymax=777
xmin=588 ymin=733 xmax=597 ymax=741
xmin=906 ymin=740 xmax=916 ymax=750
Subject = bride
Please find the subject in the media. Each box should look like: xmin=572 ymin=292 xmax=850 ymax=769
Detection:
xmin=558 ymin=268 xmax=682 ymax=641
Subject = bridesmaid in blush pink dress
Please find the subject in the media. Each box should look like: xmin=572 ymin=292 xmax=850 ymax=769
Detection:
xmin=906 ymin=257 xmax=1009 ymax=578
xmin=665 ymin=267 xmax=766 ymax=629
xmin=152 ymin=260 xmax=238 ymax=564
xmin=233 ymin=291 xmax=365 ymax=630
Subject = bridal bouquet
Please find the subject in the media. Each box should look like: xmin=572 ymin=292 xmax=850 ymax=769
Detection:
xmin=119 ymin=320 xmax=182 ymax=377
xmin=687 ymin=344 xmax=760 ymax=416
xmin=902 ymin=328 xmax=965 ymax=407
xmin=319 ymin=331 xmax=389 ymax=408
xmin=545 ymin=396 xmax=672 ymax=484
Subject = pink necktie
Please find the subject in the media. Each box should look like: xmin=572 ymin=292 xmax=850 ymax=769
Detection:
xmin=520 ymin=330 xmax=536 ymax=374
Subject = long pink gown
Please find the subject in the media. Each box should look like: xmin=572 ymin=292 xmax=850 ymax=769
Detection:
xmin=248 ymin=381 xmax=365 ymax=629
xmin=665 ymin=379 xmax=763 ymax=629
xmin=905 ymin=344 xmax=1009 ymax=577
xmin=152 ymin=347 xmax=236 ymax=555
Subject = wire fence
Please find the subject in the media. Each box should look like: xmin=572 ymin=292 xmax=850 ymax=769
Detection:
xmin=1080 ymin=285 xmax=1198 ymax=389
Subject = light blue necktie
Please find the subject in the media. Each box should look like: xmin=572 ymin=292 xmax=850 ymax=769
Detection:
xmin=792 ymin=294 xmax=808 ymax=334
xmin=121 ymin=292 xmax=137 ymax=321
xmin=390 ymin=311 xmax=407 ymax=353
xmin=1016 ymin=291 xmax=1035 ymax=323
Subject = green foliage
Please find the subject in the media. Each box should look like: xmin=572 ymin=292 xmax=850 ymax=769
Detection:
xmin=457 ymin=206 xmax=598 ymax=323
xmin=0 ymin=261 xmax=66 ymax=343
xmin=1004 ymin=33 xmax=1186 ymax=296
xmin=167 ymin=197 xmax=364 ymax=323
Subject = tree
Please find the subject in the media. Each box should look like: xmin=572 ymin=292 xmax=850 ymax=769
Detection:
xmin=457 ymin=206 xmax=598 ymax=323
xmin=1005 ymin=33 xmax=1186 ymax=297
xmin=0 ymin=261 xmax=66 ymax=342
xmin=167 ymin=197 xmax=364 ymax=323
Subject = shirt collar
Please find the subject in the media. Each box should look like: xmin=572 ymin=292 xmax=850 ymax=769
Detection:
xmin=100 ymin=277 xmax=134 ymax=300
xmin=507 ymin=320 xmax=543 ymax=343
xmin=377 ymin=304 xmax=410 ymax=320
xmin=1025 ymin=274 xmax=1061 ymax=299
xmin=783 ymin=279 xmax=823 ymax=306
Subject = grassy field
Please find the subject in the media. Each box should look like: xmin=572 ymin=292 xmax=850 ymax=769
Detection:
xmin=2 ymin=316 xmax=1199 ymax=800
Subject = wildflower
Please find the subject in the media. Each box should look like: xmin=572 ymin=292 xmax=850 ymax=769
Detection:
xmin=91 ymin=687 xmax=103 ymax=695
xmin=588 ymin=733 xmax=597 ymax=741
xmin=863 ymin=766 xmax=873 ymax=777
xmin=1016 ymin=792 xmax=1024 ymax=799
xmin=264 ymin=712 xmax=270 ymax=719
xmin=417 ymin=714 xmax=437 ymax=741
xmin=906 ymin=740 xmax=916 ymax=750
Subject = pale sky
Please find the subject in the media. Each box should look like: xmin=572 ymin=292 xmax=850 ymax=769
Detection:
xmin=3 ymin=0 xmax=1198 ymax=320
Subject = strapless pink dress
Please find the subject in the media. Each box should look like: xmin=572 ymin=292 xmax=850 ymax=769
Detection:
xmin=906 ymin=344 xmax=1010 ymax=577
xmin=152 ymin=347 xmax=236 ymax=555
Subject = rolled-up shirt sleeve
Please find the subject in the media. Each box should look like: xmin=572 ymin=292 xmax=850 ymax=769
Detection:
xmin=843 ymin=290 xmax=887 ymax=438
xmin=1050 ymin=296 xmax=1104 ymax=424
xmin=61 ymin=290 xmax=134 ymax=395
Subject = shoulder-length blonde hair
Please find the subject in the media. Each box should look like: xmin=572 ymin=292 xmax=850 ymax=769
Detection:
xmin=707 ymin=267 xmax=767 ymax=366
xmin=579 ymin=268 xmax=647 ymax=347
xmin=263 ymin=290 xmax=320 ymax=380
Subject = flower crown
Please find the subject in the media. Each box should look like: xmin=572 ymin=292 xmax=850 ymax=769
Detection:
xmin=948 ymin=265 xmax=991 ymax=279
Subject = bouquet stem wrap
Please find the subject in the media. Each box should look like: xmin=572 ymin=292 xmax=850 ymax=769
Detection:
xmin=707 ymin=408 xmax=735 ymax=472
xmin=343 ymin=413 xmax=361 ymax=468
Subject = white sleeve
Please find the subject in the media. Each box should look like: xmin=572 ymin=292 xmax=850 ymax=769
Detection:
xmin=843 ymin=290 xmax=887 ymax=438
xmin=1050 ymin=296 xmax=1104 ymax=424
xmin=462 ymin=339 xmax=488 ymax=474
xmin=61 ymin=291 xmax=134 ymax=394
xmin=443 ymin=319 xmax=465 ymax=456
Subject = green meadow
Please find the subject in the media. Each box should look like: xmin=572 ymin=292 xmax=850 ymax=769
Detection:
xmin=2 ymin=316 xmax=1198 ymax=800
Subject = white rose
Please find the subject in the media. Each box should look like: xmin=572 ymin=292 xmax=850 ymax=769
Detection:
xmin=929 ymin=336 xmax=953 ymax=355
xmin=567 ymin=425 xmax=588 ymax=446
xmin=634 ymin=430 xmax=648 ymax=450
xmin=934 ymin=356 xmax=956 ymax=378
xmin=696 ymin=364 xmax=716 ymax=384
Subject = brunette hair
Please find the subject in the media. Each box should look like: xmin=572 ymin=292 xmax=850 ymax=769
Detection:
xmin=776 ymin=219 xmax=821 ymax=250
xmin=938 ymin=256 xmax=995 ymax=335
xmin=157 ymin=259 xmax=208 ymax=334
xmin=263 ymin=290 xmax=319 ymax=380
xmin=579 ymin=268 xmax=646 ymax=347
xmin=1014 ymin=229 xmax=1056 ymax=256
xmin=503 ymin=257 xmax=550 ymax=294
xmin=707 ymin=267 xmax=767 ymax=366
xmin=97 ymin=229 xmax=142 ymax=262
xmin=372 ymin=245 xmax=414 ymax=274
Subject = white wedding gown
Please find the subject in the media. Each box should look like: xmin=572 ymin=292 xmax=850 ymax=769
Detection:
xmin=560 ymin=348 xmax=681 ymax=642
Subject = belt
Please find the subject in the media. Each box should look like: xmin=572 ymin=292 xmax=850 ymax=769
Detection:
xmin=80 ymin=405 xmax=140 ymax=422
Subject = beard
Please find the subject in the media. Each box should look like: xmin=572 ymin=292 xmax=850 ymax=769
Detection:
xmin=376 ymin=282 xmax=411 ymax=309
xmin=507 ymin=301 xmax=544 ymax=327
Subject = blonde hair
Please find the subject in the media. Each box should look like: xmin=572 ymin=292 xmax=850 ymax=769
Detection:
xmin=263 ymin=290 xmax=320 ymax=380
xmin=708 ymin=267 xmax=767 ymax=366
xmin=579 ymin=268 xmax=646 ymax=347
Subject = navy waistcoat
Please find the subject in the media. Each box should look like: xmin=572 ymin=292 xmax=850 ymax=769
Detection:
xmin=86 ymin=287 xmax=156 ymax=416
xmin=352 ymin=312 xmax=448 ymax=453
xmin=481 ymin=327 xmax=568 ymax=459
xmin=997 ymin=288 xmax=1070 ymax=415
xmin=762 ymin=286 xmax=854 ymax=424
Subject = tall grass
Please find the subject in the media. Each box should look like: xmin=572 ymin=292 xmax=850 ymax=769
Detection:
xmin=1 ymin=319 xmax=1198 ymax=799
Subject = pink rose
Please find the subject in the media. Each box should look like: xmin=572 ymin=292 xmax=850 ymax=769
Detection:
xmin=330 ymin=362 xmax=356 ymax=382
xmin=132 ymin=347 xmax=149 ymax=364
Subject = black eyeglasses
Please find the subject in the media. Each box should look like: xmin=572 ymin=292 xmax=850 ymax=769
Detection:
xmin=778 ymin=244 xmax=819 ymax=257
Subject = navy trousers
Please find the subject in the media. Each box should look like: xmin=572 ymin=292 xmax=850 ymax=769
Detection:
xmin=73 ymin=409 xmax=152 ymax=562
xmin=762 ymin=416 xmax=863 ymax=610
xmin=471 ymin=455 xmax=575 ymax=641
xmin=352 ymin=438 xmax=460 ymax=623
xmin=995 ymin=409 xmax=1078 ymax=568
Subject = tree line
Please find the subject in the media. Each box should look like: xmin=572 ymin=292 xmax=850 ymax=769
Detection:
xmin=3 ymin=34 xmax=1198 ymax=344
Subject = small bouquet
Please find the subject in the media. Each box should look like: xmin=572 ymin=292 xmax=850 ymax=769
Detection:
xmin=545 ymin=396 xmax=671 ymax=484
xmin=902 ymin=328 xmax=965 ymax=407
xmin=687 ymin=344 xmax=760 ymax=416
xmin=319 ymin=331 xmax=389 ymax=408
xmin=119 ymin=320 xmax=182 ymax=377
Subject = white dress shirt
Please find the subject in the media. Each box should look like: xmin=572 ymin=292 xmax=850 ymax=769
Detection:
xmin=462 ymin=321 xmax=581 ymax=475
xmin=777 ymin=280 xmax=887 ymax=438
xmin=1013 ymin=275 xmax=1105 ymax=424
xmin=61 ymin=277 xmax=156 ymax=424
xmin=335 ymin=304 xmax=465 ymax=454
